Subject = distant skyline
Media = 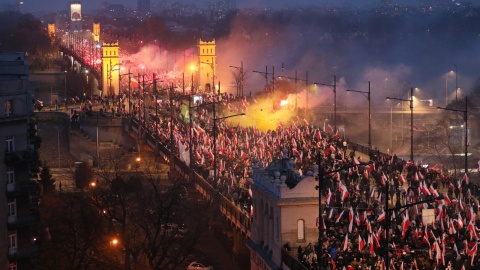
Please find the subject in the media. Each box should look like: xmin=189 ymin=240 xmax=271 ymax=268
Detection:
xmin=17 ymin=0 xmax=427 ymax=14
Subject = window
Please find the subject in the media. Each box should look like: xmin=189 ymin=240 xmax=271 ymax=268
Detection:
xmin=297 ymin=219 xmax=305 ymax=240
xmin=8 ymin=231 xmax=17 ymax=254
xmin=9 ymin=262 xmax=17 ymax=270
xmin=6 ymin=135 xmax=15 ymax=153
xmin=7 ymin=167 xmax=15 ymax=185
xmin=4 ymin=99 xmax=13 ymax=116
xmin=8 ymin=198 xmax=16 ymax=217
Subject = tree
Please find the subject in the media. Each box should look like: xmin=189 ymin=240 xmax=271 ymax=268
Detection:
xmin=39 ymin=192 xmax=121 ymax=270
xmin=90 ymin=150 xmax=208 ymax=269
xmin=39 ymin=161 xmax=55 ymax=194
xmin=74 ymin=162 xmax=94 ymax=189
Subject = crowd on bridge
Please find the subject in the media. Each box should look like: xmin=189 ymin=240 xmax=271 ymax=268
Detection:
xmin=80 ymin=86 xmax=480 ymax=270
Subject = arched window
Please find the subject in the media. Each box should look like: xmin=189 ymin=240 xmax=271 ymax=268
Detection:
xmin=297 ymin=219 xmax=305 ymax=240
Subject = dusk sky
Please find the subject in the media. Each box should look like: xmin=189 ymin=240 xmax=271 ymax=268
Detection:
xmin=21 ymin=0 xmax=424 ymax=13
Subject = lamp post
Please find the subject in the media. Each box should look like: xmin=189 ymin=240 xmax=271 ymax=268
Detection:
xmin=314 ymin=75 xmax=337 ymax=132
xmin=315 ymin=162 xmax=363 ymax=269
xmin=454 ymin=64 xmax=458 ymax=101
xmin=437 ymin=96 xmax=469 ymax=175
xmin=64 ymin=70 xmax=68 ymax=111
xmin=229 ymin=62 xmax=244 ymax=96
xmin=346 ymin=81 xmax=371 ymax=148
xmin=277 ymin=71 xmax=308 ymax=112
xmin=118 ymin=69 xmax=133 ymax=115
xmin=386 ymin=87 xmax=414 ymax=161
xmin=253 ymin=66 xmax=275 ymax=93
xmin=213 ymin=112 xmax=245 ymax=185
xmin=384 ymin=184 xmax=444 ymax=270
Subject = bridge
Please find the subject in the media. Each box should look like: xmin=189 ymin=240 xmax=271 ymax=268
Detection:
xmin=59 ymin=31 xmax=103 ymax=94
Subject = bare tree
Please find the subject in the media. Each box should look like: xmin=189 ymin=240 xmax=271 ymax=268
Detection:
xmin=90 ymin=149 xmax=208 ymax=270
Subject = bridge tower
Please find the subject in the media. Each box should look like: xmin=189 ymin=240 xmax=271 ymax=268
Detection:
xmin=47 ymin=24 xmax=55 ymax=44
xmin=70 ymin=2 xmax=82 ymax=32
xmin=93 ymin=23 xmax=100 ymax=42
xmin=102 ymin=41 xmax=120 ymax=96
xmin=198 ymin=39 xmax=216 ymax=93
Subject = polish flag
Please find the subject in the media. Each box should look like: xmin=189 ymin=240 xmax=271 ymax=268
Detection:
xmin=402 ymin=212 xmax=411 ymax=239
xmin=457 ymin=213 xmax=464 ymax=229
xmin=444 ymin=193 xmax=451 ymax=205
xmin=335 ymin=210 xmax=345 ymax=224
xmin=343 ymin=233 xmax=349 ymax=251
xmin=363 ymin=170 xmax=369 ymax=179
xmin=399 ymin=174 xmax=406 ymax=184
xmin=464 ymin=173 xmax=470 ymax=185
xmin=368 ymin=234 xmax=375 ymax=256
xmin=370 ymin=188 xmax=375 ymax=199
xmin=377 ymin=211 xmax=386 ymax=223
xmin=359 ymin=235 xmax=365 ymax=251
xmin=325 ymin=188 xmax=332 ymax=205
xmin=467 ymin=241 xmax=477 ymax=256
xmin=327 ymin=124 xmax=333 ymax=133
xmin=353 ymin=157 xmax=360 ymax=165
xmin=348 ymin=207 xmax=354 ymax=233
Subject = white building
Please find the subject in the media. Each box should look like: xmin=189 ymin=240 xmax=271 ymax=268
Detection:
xmin=246 ymin=149 xmax=319 ymax=270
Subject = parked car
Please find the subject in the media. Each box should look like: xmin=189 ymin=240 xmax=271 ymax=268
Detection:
xmin=187 ymin=261 xmax=213 ymax=270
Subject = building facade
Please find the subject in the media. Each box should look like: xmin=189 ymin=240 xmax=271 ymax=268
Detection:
xmin=246 ymin=149 xmax=319 ymax=270
xmin=0 ymin=52 xmax=41 ymax=270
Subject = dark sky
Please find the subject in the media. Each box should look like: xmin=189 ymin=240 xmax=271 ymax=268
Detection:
xmin=21 ymin=0 xmax=421 ymax=13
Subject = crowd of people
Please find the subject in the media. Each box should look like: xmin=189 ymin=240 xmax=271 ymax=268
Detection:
xmin=89 ymin=86 xmax=480 ymax=270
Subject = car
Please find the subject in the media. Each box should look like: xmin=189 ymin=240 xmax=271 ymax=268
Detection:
xmin=187 ymin=261 xmax=213 ymax=270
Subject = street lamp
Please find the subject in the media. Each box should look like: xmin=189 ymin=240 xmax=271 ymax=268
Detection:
xmin=213 ymin=112 xmax=244 ymax=185
xmin=346 ymin=81 xmax=371 ymax=148
xmin=437 ymin=96 xmax=469 ymax=175
xmin=454 ymin=64 xmax=458 ymax=101
xmin=277 ymin=71 xmax=308 ymax=112
xmin=253 ymin=66 xmax=275 ymax=93
xmin=314 ymin=75 xmax=337 ymax=133
xmin=386 ymin=87 xmax=414 ymax=161
xmin=384 ymin=181 xmax=444 ymax=270
xmin=315 ymin=162 xmax=364 ymax=269
xmin=229 ymin=62 xmax=244 ymax=96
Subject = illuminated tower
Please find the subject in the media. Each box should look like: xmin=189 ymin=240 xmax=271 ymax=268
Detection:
xmin=102 ymin=41 xmax=120 ymax=96
xmin=47 ymin=24 xmax=55 ymax=44
xmin=198 ymin=39 xmax=216 ymax=93
xmin=70 ymin=2 xmax=82 ymax=32
xmin=93 ymin=23 xmax=100 ymax=42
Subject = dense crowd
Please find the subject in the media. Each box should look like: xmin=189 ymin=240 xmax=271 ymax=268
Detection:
xmin=93 ymin=88 xmax=480 ymax=270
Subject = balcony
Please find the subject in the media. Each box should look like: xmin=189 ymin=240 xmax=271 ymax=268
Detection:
xmin=6 ymin=181 xmax=40 ymax=196
xmin=7 ymin=213 xmax=40 ymax=229
xmin=8 ymin=245 xmax=40 ymax=260
xmin=4 ymin=150 xmax=38 ymax=166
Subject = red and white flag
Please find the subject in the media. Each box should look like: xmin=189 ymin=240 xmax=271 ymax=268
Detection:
xmin=359 ymin=235 xmax=365 ymax=251
xmin=343 ymin=233 xmax=349 ymax=251
xmin=325 ymin=188 xmax=332 ymax=205
xmin=335 ymin=210 xmax=345 ymax=224
xmin=377 ymin=211 xmax=386 ymax=223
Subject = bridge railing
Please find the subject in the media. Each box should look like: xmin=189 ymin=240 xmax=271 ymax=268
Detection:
xmin=131 ymin=118 xmax=252 ymax=236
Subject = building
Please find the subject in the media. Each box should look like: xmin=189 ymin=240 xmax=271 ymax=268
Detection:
xmin=246 ymin=149 xmax=319 ymax=270
xmin=197 ymin=39 xmax=216 ymax=93
xmin=0 ymin=52 xmax=41 ymax=270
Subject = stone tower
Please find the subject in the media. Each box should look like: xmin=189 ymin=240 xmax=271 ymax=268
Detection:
xmin=198 ymin=39 xmax=216 ymax=93
xmin=93 ymin=23 xmax=100 ymax=43
xmin=102 ymin=41 xmax=120 ymax=96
